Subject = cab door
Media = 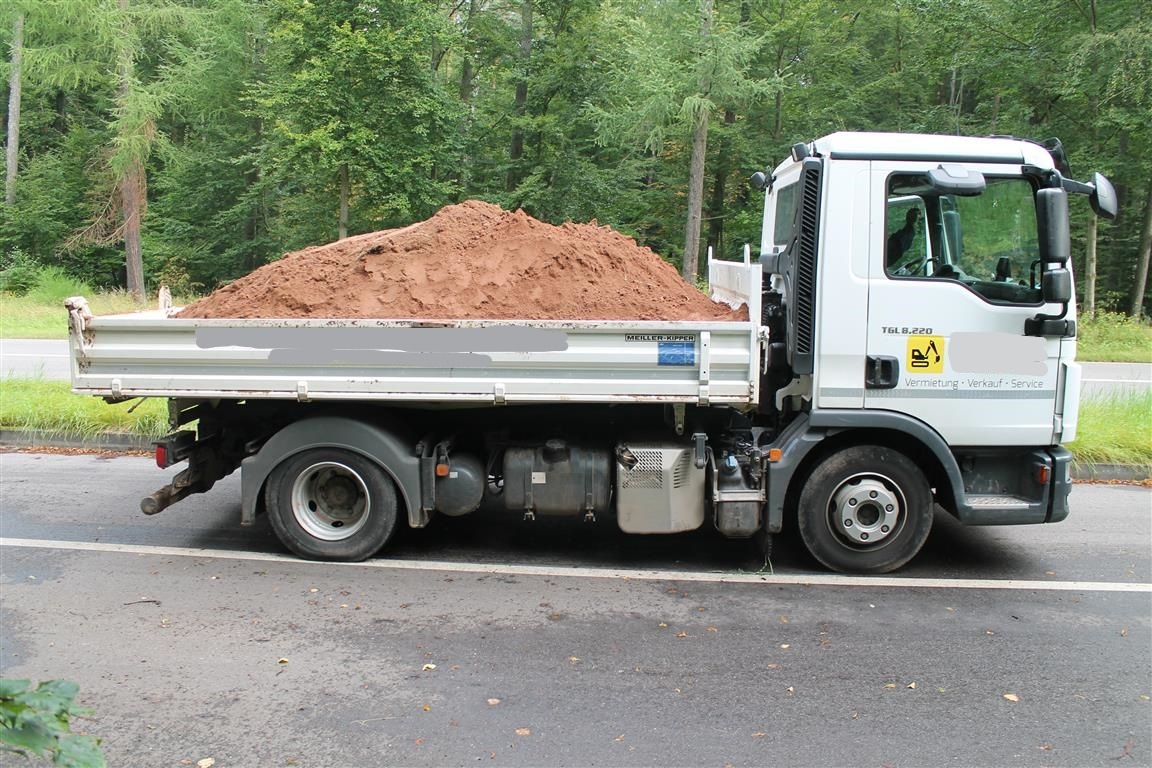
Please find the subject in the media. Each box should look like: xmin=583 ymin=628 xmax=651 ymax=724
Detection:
xmin=863 ymin=162 xmax=1064 ymax=447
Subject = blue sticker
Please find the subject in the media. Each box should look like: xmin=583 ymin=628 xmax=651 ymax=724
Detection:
xmin=658 ymin=341 xmax=696 ymax=366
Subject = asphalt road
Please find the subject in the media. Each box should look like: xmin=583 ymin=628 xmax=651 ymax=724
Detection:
xmin=1 ymin=452 xmax=1149 ymax=767
xmin=2 ymin=338 xmax=1149 ymax=397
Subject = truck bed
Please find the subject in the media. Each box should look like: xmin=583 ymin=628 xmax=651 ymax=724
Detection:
xmin=67 ymin=258 xmax=762 ymax=408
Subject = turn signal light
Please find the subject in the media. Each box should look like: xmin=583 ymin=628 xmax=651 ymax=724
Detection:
xmin=435 ymin=463 xmax=450 ymax=477
xmin=767 ymin=448 xmax=783 ymax=463
xmin=1035 ymin=465 xmax=1051 ymax=485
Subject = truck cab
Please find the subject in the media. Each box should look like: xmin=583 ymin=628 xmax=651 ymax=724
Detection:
xmin=755 ymin=132 xmax=1117 ymax=572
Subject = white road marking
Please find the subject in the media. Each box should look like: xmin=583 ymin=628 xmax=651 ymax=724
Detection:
xmin=2 ymin=537 xmax=1149 ymax=593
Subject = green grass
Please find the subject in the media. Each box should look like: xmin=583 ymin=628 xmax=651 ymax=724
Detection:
xmin=1 ymin=380 xmax=1147 ymax=468
xmin=1068 ymin=390 xmax=1152 ymax=467
xmin=1078 ymin=312 xmax=1152 ymax=363
xmin=0 ymin=268 xmax=196 ymax=339
xmin=0 ymin=379 xmax=168 ymax=438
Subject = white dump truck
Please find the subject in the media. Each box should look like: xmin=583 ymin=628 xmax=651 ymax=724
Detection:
xmin=67 ymin=132 xmax=1117 ymax=572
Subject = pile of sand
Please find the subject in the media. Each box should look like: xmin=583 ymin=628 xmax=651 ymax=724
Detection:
xmin=176 ymin=200 xmax=744 ymax=321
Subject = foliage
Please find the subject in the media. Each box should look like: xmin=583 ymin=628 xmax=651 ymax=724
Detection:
xmin=0 ymin=678 xmax=106 ymax=768
xmin=0 ymin=0 xmax=1146 ymax=312
xmin=0 ymin=248 xmax=39 ymax=294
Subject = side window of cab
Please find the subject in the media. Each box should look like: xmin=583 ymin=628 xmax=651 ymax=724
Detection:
xmin=884 ymin=193 xmax=930 ymax=276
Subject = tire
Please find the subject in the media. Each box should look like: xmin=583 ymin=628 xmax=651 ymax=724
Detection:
xmin=797 ymin=445 xmax=933 ymax=574
xmin=265 ymin=448 xmax=399 ymax=561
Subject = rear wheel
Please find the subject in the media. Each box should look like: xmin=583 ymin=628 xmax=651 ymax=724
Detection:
xmin=265 ymin=448 xmax=399 ymax=561
xmin=797 ymin=445 xmax=933 ymax=573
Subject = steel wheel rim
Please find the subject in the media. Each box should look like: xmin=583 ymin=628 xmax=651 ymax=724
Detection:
xmin=290 ymin=461 xmax=370 ymax=541
xmin=827 ymin=472 xmax=904 ymax=549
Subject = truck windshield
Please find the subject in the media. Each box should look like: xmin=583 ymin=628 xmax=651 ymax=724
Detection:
xmin=886 ymin=175 xmax=1043 ymax=305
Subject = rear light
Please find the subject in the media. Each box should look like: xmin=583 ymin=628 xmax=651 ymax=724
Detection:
xmin=155 ymin=444 xmax=168 ymax=469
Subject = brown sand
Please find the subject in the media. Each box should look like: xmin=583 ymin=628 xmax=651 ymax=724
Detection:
xmin=176 ymin=201 xmax=744 ymax=321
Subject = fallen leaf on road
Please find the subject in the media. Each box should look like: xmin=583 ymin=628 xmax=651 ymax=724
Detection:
xmin=907 ymin=682 xmax=917 ymax=690
xmin=422 ymin=664 xmax=437 ymax=672
xmin=658 ymin=622 xmax=668 ymax=628
xmin=676 ymin=632 xmax=688 ymax=639
xmin=779 ymin=644 xmax=790 ymax=650
xmin=752 ymin=732 xmax=765 ymax=738
xmin=779 ymin=616 xmax=790 ymax=624
xmin=277 ymin=658 xmax=289 ymax=665
xmin=515 ymin=728 xmax=531 ymax=737
xmin=884 ymin=683 xmax=897 ymax=690
xmin=786 ymin=687 xmax=795 ymax=694
xmin=568 ymin=656 xmax=581 ymax=664
xmin=1003 ymin=693 xmax=1020 ymax=702
xmin=422 ymin=704 xmax=431 ymax=712
xmin=1120 ymin=628 xmax=1129 ymax=637
xmin=614 ymin=734 xmax=625 ymax=742
xmin=414 ymin=738 xmax=425 ymax=747
xmin=487 ymin=698 xmax=501 ymax=706
xmin=197 ymin=760 xmax=215 ymax=768
xmin=767 ymin=663 xmax=781 ymax=670
xmin=309 ymin=588 xmax=318 ymax=593
xmin=707 ymin=626 xmax=718 ymax=633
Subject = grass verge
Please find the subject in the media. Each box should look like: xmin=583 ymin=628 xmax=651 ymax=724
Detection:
xmin=0 ymin=379 xmax=168 ymax=438
xmin=2 ymin=380 xmax=1148 ymax=468
xmin=1068 ymin=390 xmax=1152 ymax=466
xmin=1077 ymin=312 xmax=1152 ymax=363
xmin=0 ymin=269 xmax=195 ymax=339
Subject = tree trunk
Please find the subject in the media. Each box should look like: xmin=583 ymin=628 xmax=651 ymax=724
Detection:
xmin=118 ymin=0 xmax=145 ymax=301
xmin=458 ymin=0 xmax=479 ymax=102
xmin=707 ymin=109 xmax=736 ymax=260
xmin=5 ymin=13 xmax=24 ymax=207
xmin=1084 ymin=215 xmax=1097 ymax=319
xmin=507 ymin=0 xmax=532 ymax=193
xmin=121 ymin=158 xmax=145 ymax=299
xmin=681 ymin=0 xmax=713 ymax=283
xmin=1131 ymin=182 xmax=1152 ymax=318
xmin=338 ymin=163 xmax=350 ymax=240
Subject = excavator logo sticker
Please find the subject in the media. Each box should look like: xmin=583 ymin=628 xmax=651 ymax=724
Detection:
xmin=907 ymin=335 xmax=945 ymax=374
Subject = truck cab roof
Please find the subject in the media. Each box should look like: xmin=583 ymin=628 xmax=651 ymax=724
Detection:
xmin=775 ymin=132 xmax=1057 ymax=175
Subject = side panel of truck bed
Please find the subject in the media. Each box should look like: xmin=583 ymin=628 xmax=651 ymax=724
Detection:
xmin=69 ymin=315 xmax=760 ymax=406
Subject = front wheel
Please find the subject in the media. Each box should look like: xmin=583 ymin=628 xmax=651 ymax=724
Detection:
xmin=265 ymin=448 xmax=399 ymax=561
xmin=797 ymin=445 xmax=933 ymax=574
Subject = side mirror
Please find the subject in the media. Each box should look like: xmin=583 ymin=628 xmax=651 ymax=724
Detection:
xmin=1036 ymin=188 xmax=1070 ymax=264
xmin=1042 ymin=268 xmax=1072 ymax=304
xmin=750 ymin=171 xmax=768 ymax=191
xmin=1090 ymin=172 xmax=1118 ymax=220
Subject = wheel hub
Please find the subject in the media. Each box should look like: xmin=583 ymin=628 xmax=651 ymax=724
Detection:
xmin=831 ymin=476 xmax=901 ymax=546
xmin=291 ymin=462 xmax=370 ymax=541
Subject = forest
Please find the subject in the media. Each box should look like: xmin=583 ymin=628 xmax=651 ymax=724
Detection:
xmin=1 ymin=0 xmax=1149 ymax=316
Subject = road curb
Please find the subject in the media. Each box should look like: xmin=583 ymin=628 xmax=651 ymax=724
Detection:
xmin=2 ymin=429 xmax=1149 ymax=481
xmin=0 ymin=429 xmax=154 ymax=452
xmin=1070 ymin=461 xmax=1152 ymax=482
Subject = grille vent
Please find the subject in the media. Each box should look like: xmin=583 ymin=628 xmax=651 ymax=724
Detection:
xmin=621 ymin=449 xmax=665 ymax=490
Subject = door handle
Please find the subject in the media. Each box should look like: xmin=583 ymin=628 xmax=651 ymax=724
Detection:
xmin=865 ymin=356 xmax=899 ymax=389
